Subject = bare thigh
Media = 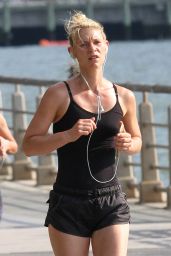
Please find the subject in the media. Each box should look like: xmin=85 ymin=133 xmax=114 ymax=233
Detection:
xmin=91 ymin=224 xmax=129 ymax=256
xmin=48 ymin=224 xmax=90 ymax=256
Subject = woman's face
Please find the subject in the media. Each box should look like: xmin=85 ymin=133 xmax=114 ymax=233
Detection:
xmin=70 ymin=28 xmax=108 ymax=69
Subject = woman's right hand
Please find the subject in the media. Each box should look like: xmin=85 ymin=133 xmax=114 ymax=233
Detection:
xmin=66 ymin=117 xmax=97 ymax=142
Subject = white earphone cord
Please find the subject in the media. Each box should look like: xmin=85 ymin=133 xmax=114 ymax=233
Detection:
xmin=86 ymin=97 xmax=119 ymax=184
xmin=80 ymin=48 xmax=119 ymax=183
xmin=86 ymin=133 xmax=119 ymax=184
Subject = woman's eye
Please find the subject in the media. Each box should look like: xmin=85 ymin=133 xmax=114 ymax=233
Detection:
xmin=94 ymin=40 xmax=101 ymax=45
xmin=80 ymin=42 xmax=87 ymax=48
xmin=79 ymin=41 xmax=102 ymax=48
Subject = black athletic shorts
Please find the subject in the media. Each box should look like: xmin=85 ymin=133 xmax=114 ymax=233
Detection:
xmin=44 ymin=184 xmax=130 ymax=237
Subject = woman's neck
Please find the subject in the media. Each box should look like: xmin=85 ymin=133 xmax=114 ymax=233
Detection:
xmin=79 ymin=69 xmax=104 ymax=94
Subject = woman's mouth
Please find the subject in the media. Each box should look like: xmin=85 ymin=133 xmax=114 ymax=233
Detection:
xmin=88 ymin=55 xmax=98 ymax=60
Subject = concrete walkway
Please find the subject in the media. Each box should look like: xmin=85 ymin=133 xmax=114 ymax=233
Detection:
xmin=0 ymin=180 xmax=171 ymax=256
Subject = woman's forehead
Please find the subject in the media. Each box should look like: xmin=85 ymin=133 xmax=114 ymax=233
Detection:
xmin=76 ymin=28 xmax=104 ymax=42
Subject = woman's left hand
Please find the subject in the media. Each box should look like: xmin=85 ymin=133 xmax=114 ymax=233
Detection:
xmin=114 ymin=121 xmax=132 ymax=152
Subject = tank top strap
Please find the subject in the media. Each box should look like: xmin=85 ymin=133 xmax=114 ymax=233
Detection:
xmin=113 ymin=83 xmax=119 ymax=101
xmin=63 ymin=81 xmax=73 ymax=100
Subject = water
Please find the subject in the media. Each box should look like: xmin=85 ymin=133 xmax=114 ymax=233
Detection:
xmin=0 ymin=40 xmax=171 ymax=185
xmin=0 ymin=40 xmax=171 ymax=84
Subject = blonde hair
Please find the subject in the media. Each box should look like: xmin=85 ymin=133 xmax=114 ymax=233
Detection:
xmin=64 ymin=11 xmax=106 ymax=46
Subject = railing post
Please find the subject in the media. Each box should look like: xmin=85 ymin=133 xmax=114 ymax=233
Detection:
xmin=118 ymin=153 xmax=138 ymax=198
xmin=139 ymin=92 xmax=164 ymax=203
xmin=36 ymin=87 xmax=56 ymax=185
xmin=12 ymin=85 xmax=32 ymax=180
xmin=167 ymin=105 xmax=171 ymax=209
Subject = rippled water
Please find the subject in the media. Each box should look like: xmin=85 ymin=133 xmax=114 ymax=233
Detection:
xmin=0 ymin=40 xmax=171 ymax=84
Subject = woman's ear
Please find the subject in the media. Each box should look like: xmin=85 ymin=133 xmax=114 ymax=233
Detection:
xmin=68 ymin=47 xmax=75 ymax=59
xmin=105 ymin=40 xmax=109 ymax=54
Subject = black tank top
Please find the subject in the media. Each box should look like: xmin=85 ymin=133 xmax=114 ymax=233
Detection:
xmin=53 ymin=81 xmax=123 ymax=190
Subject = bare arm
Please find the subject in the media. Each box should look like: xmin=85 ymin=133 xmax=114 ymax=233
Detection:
xmin=0 ymin=114 xmax=18 ymax=156
xmin=22 ymin=84 xmax=96 ymax=156
xmin=22 ymin=85 xmax=70 ymax=156
xmin=114 ymin=88 xmax=142 ymax=154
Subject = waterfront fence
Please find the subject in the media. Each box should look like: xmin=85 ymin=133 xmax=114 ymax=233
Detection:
xmin=0 ymin=75 xmax=171 ymax=208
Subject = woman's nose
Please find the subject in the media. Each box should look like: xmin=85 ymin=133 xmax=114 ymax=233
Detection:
xmin=88 ymin=42 xmax=96 ymax=51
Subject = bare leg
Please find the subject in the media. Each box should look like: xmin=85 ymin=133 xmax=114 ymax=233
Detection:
xmin=48 ymin=224 xmax=90 ymax=256
xmin=91 ymin=224 xmax=129 ymax=256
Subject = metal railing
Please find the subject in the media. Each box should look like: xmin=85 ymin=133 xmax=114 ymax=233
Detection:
xmin=0 ymin=75 xmax=171 ymax=208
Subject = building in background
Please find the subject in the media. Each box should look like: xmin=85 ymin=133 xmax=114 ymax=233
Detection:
xmin=0 ymin=0 xmax=171 ymax=45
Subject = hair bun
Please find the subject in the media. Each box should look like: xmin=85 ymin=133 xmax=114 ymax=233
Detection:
xmin=64 ymin=11 xmax=105 ymax=46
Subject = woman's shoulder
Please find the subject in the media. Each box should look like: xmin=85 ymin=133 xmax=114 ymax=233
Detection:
xmin=115 ymin=83 xmax=135 ymax=102
xmin=47 ymin=81 xmax=67 ymax=92
xmin=44 ymin=81 xmax=69 ymax=99
xmin=114 ymin=83 xmax=136 ymax=115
